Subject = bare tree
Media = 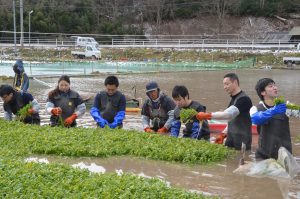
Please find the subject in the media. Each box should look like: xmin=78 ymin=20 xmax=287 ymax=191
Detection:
xmin=213 ymin=0 xmax=239 ymax=34
xmin=259 ymin=0 xmax=265 ymax=9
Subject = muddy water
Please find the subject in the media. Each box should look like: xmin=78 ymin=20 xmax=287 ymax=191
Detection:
xmin=27 ymin=154 xmax=300 ymax=199
xmin=2 ymin=69 xmax=300 ymax=198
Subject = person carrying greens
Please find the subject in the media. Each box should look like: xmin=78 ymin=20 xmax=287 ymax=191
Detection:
xmin=0 ymin=84 xmax=40 ymax=125
xmin=250 ymin=78 xmax=294 ymax=160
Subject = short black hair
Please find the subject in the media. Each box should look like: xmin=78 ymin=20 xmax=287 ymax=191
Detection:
xmin=255 ymin=78 xmax=275 ymax=100
xmin=224 ymin=73 xmax=239 ymax=85
xmin=104 ymin=75 xmax=119 ymax=87
xmin=0 ymin=84 xmax=15 ymax=97
xmin=172 ymin=85 xmax=189 ymax=99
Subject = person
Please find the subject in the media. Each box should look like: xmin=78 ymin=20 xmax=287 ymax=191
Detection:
xmin=0 ymin=84 xmax=40 ymax=124
xmin=141 ymin=81 xmax=176 ymax=134
xmin=45 ymin=75 xmax=86 ymax=127
xmin=90 ymin=75 xmax=126 ymax=129
xmin=196 ymin=73 xmax=253 ymax=150
xmin=250 ymin=78 xmax=292 ymax=160
xmin=12 ymin=59 xmax=29 ymax=92
xmin=170 ymin=85 xmax=210 ymax=140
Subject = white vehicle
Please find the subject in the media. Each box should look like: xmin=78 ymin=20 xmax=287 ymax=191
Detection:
xmin=283 ymin=43 xmax=300 ymax=67
xmin=283 ymin=57 xmax=300 ymax=67
xmin=71 ymin=36 xmax=99 ymax=48
xmin=71 ymin=45 xmax=101 ymax=60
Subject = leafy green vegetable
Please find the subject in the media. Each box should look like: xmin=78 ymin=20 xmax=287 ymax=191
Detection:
xmin=16 ymin=102 xmax=32 ymax=121
xmin=274 ymin=96 xmax=300 ymax=110
xmin=0 ymin=119 xmax=234 ymax=165
xmin=0 ymin=158 xmax=207 ymax=198
xmin=180 ymin=108 xmax=198 ymax=124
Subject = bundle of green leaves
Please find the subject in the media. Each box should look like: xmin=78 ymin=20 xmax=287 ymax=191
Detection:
xmin=274 ymin=96 xmax=300 ymax=110
xmin=16 ymin=103 xmax=32 ymax=121
xmin=180 ymin=108 xmax=198 ymax=124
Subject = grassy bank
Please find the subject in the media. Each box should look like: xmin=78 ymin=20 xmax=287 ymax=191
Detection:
xmin=2 ymin=47 xmax=299 ymax=68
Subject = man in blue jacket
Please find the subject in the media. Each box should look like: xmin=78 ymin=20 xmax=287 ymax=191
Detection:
xmin=90 ymin=76 xmax=126 ymax=129
xmin=13 ymin=59 xmax=29 ymax=92
xmin=250 ymin=78 xmax=291 ymax=160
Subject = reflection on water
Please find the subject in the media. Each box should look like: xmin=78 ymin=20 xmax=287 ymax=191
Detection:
xmin=2 ymin=69 xmax=300 ymax=198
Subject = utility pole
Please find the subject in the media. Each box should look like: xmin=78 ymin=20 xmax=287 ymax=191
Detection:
xmin=29 ymin=10 xmax=33 ymax=46
xmin=20 ymin=0 xmax=24 ymax=47
xmin=13 ymin=0 xmax=17 ymax=56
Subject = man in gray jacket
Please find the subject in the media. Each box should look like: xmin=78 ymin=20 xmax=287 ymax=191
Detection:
xmin=142 ymin=81 xmax=175 ymax=134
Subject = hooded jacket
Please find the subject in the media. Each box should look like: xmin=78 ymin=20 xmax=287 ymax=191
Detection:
xmin=13 ymin=59 xmax=29 ymax=92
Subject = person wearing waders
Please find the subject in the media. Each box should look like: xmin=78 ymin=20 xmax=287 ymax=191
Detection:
xmin=45 ymin=75 xmax=86 ymax=127
xmin=90 ymin=75 xmax=126 ymax=129
xmin=250 ymin=78 xmax=292 ymax=160
xmin=0 ymin=84 xmax=40 ymax=125
xmin=141 ymin=81 xmax=175 ymax=134
xmin=196 ymin=73 xmax=253 ymax=150
xmin=12 ymin=59 xmax=29 ymax=93
xmin=170 ymin=85 xmax=210 ymax=140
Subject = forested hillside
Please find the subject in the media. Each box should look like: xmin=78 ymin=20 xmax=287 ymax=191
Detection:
xmin=0 ymin=0 xmax=299 ymax=36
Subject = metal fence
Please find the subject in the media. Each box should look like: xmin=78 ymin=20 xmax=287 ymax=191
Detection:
xmin=0 ymin=31 xmax=299 ymax=50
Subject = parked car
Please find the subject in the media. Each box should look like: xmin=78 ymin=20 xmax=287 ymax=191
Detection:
xmin=71 ymin=45 xmax=101 ymax=60
xmin=71 ymin=36 xmax=99 ymax=48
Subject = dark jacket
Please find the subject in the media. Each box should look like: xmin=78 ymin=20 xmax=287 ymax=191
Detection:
xmin=93 ymin=90 xmax=126 ymax=123
xmin=13 ymin=60 xmax=29 ymax=92
xmin=3 ymin=91 xmax=40 ymax=124
xmin=141 ymin=92 xmax=175 ymax=130
xmin=47 ymin=90 xmax=84 ymax=127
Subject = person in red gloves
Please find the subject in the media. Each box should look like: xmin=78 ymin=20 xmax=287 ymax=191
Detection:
xmin=46 ymin=75 xmax=86 ymax=127
xmin=141 ymin=81 xmax=176 ymax=134
xmin=196 ymin=73 xmax=253 ymax=150
xmin=0 ymin=84 xmax=40 ymax=125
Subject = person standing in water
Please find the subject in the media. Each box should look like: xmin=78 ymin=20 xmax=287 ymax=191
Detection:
xmin=12 ymin=59 xmax=29 ymax=92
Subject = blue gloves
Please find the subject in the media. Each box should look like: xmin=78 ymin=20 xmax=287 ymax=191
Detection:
xmin=191 ymin=121 xmax=202 ymax=139
xmin=170 ymin=120 xmax=181 ymax=137
xmin=108 ymin=122 xmax=118 ymax=129
xmin=113 ymin=111 xmax=125 ymax=125
xmin=90 ymin=108 xmax=125 ymax=129
xmin=90 ymin=107 xmax=108 ymax=128
xmin=270 ymin=103 xmax=287 ymax=115
xmin=251 ymin=103 xmax=286 ymax=125
xmin=108 ymin=111 xmax=125 ymax=129
xmin=98 ymin=119 xmax=108 ymax=128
